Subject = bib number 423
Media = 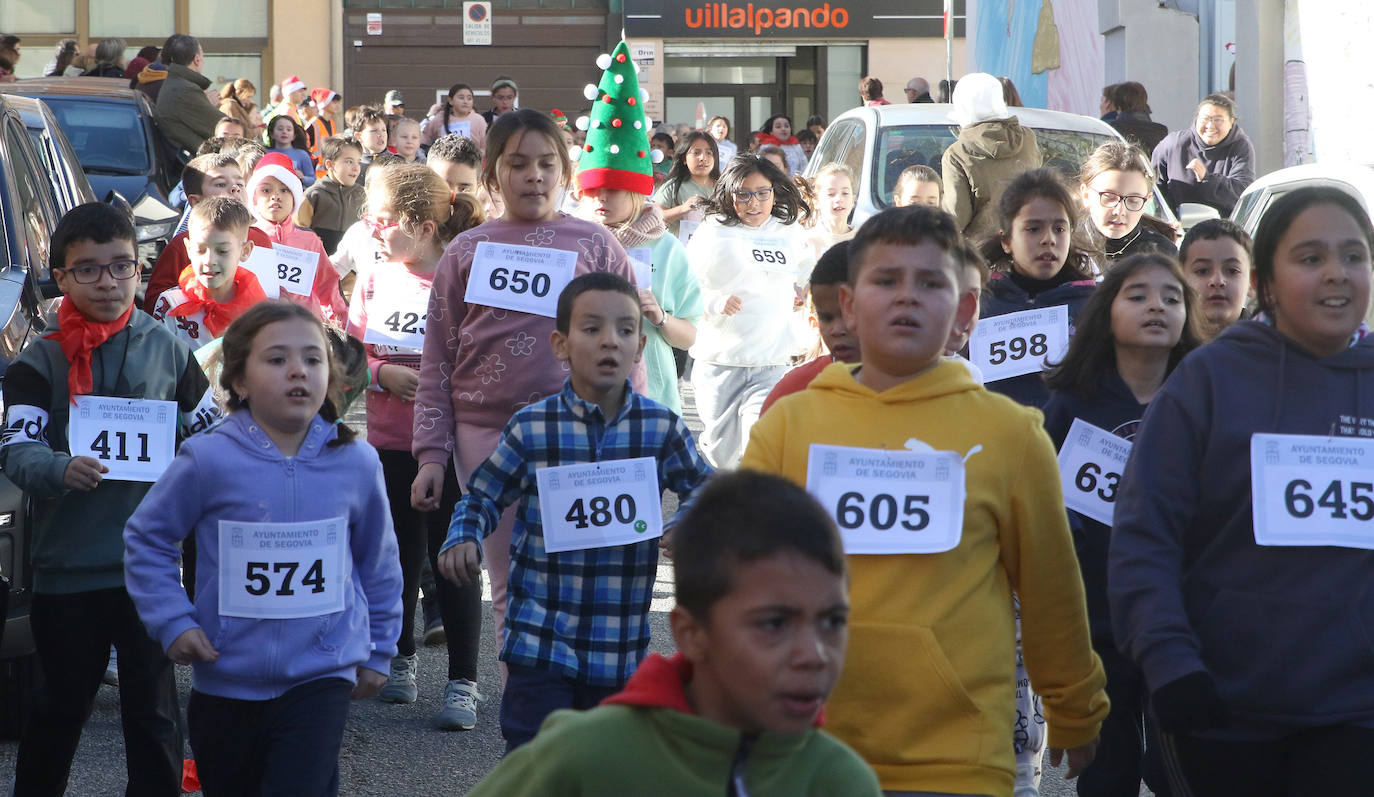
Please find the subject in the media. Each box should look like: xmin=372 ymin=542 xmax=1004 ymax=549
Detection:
xmin=835 ymin=491 xmax=929 ymax=531
xmin=1284 ymin=479 xmax=1374 ymax=521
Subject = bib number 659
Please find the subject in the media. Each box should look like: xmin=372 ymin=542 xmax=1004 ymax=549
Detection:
xmin=835 ymin=491 xmax=930 ymax=531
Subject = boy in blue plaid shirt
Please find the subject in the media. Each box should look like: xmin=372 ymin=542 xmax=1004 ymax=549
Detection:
xmin=438 ymin=272 xmax=713 ymax=751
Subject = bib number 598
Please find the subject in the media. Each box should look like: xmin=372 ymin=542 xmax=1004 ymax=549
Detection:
xmin=245 ymin=560 xmax=326 ymax=596
xmin=988 ymin=333 xmax=1048 ymax=365
xmin=836 ymin=491 xmax=929 ymax=531
xmin=1284 ymin=479 xmax=1374 ymax=520
xmin=489 ymin=267 xmax=551 ymax=297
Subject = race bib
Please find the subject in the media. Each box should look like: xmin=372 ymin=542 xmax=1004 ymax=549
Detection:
xmin=240 ymin=247 xmax=280 ymax=298
xmin=1250 ymin=434 xmax=1374 ymax=549
xmin=465 ymin=242 xmax=575 ymax=318
xmin=969 ymin=306 xmax=1070 ymax=383
xmin=67 ymin=396 xmax=177 ymax=482
xmin=446 ymin=120 xmax=471 ymax=137
xmin=628 ymin=247 xmax=653 ymax=288
xmin=724 ymin=232 xmax=796 ymax=276
xmin=1057 ymin=419 xmax=1131 ymax=526
xmin=536 ymin=457 xmax=662 ymax=553
xmin=218 ymin=517 xmax=348 ymax=619
xmin=364 ymin=279 xmax=429 ymax=352
xmin=677 ymin=218 xmax=700 ymax=245
xmin=805 ymin=444 xmax=966 ymax=554
xmin=273 ymin=244 xmax=319 ymax=298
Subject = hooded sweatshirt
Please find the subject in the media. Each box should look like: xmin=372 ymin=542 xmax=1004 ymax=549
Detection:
xmin=1109 ymin=321 xmax=1374 ymax=735
xmin=979 ymin=268 xmax=1097 ymax=409
xmin=252 ymin=216 xmax=348 ymax=328
xmin=1151 ymin=124 xmax=1256 ymax=217
xmin=466 ymin=652 xmax=881 ymax=796
xmin=741 ymin=360 xmax=1107 ymax=795
xmin=941 ymin=117 xmax=1043 ymax=241
xmin=124 ymin=411 xmax=403 ymax=700
xmin=134 ymin=61 xmax=168 ymax=101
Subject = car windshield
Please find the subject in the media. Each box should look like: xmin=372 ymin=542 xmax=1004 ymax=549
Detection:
xmin=41 ymin=98 xmax=148 ymax=174
xmin=873 ymin=124 xmax=1119 ymax=210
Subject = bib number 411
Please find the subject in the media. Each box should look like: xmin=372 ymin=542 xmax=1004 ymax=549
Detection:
xmin=89 ymin=429 xmax=151 ymax=463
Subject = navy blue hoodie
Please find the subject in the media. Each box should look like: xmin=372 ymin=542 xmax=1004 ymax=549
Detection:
xmin=980 ymin=269 xmax=1097 ymax=409
xmin=1043 ymin=372 xmax=1149 ymax=645
xmin=1109 ymin=321 xmax=1374 ymax=733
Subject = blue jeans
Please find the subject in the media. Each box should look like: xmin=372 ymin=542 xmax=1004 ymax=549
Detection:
xmin=500 ymin=663 xmax=620 ymax=752
xmin=188 ymin=677 xmax=352 ymax=797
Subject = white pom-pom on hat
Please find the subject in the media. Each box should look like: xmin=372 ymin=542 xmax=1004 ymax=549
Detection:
xmin=575 ymin=115 xmax=590 ymax=131
xmin=568 ymin=146 xmax=583 ymax=163
xmin=638 ymin=88 xmax=650 ymax=103
xmin=614 ymin=74 xmax=624 ymax=85
xmin=651 ymin=149 xmax=665 ymax=164
xmin=583 ymin=83 xmax=599 ymax=101
xmin=596 ymin=53 xmax=612 ymax=70
xmin=609 ymin=144 xmax=620 ymax=154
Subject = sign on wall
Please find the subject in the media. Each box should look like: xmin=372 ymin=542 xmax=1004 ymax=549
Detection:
xmin=623 ymin=0 xmax=965 ymax=39
xmin=464 ymin=2 xmax=492 ymax=46
xmin=366 ymin=13 xmax=382 ymax=35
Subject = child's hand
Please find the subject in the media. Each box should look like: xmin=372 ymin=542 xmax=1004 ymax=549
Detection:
xmin=658 ymin=529 xmax=673 ymax=558
xmin=439 ymin=541 xmax=481 ymax=587
xmin=721 ymin=295 xmax=743 ymax=316
xmin=63 ymin=456 xmax=109 ymax=492
xmin=410 ymin=462 xmax=445 ymax=511
xmin=378 ymin=363 xmax=419 ymax=402
xmin=167 ymin=628 xmax=219 ymax=665
xmin=1049 ymin=737 xmax=1099 ymax=779
xmin=639 ymin=290 xmax=665 ymax=326
xmin=351 ymin=667 xmax=387 ymax=699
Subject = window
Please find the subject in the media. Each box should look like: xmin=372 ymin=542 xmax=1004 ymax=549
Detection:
xmin=201 ymin=54 xmax=262 ymax=97
xmin=89 ymin=0 xmax=174 ymax=37
xmin=42 ymin=99 xmax=150 ymax=174
xmin=190 ymin=0 xmax=268 ymax=38
xmin=0 ymin=1 xmax=75 ymax=34
xmin=5 ymin=121 xmax=57 ymax=280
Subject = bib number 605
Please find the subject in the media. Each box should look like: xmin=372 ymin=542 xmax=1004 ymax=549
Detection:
xmin=489 ymin=267 xmax=551 ymax=297
xmin=836 ymin=491 xmax=930 ymax=531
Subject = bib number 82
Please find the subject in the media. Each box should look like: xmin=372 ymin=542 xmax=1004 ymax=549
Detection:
xmin=245 ymin=560 xmax=326 ymax=596
xmin=277 ymin=264 xmax=303 ymax=284
xmin=565 ymin=494 xmax=637 ymax=529
xmin=836 ymin=491 xmax=929 ymax=531
xmin=1075 ymin=462 xmax=1120 ymax=502
xmin=489 ymin=267 xmax=551 ymax=297
xmin=1284 ymin=479 xmax=1374 ymax=520
xmin=988 ymin=333 xmax=1049 ymax=365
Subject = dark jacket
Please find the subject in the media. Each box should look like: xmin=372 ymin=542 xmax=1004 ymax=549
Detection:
xmin=83 ymin=62 xmax=127 ymax=79
xmin=978 ymin=268 xmax=1096 ymax=409
xmin=1082 ymin=219 xmax=1178 ymax=270
xmin=304 ymin=177 xmax=365 ymax=254
xmin=155 ymin=62 xmax=225 ymax=155
xmin=1110 ymin=321 xmax=1374 ymax=730
xmin=941 ymin=117 xmax=1042 ymax=242
xmin=1151 ymin=125 xmax=1256 ymax=217
xmin=134 ymin=61 xmax=168 ymax=102
xmin=1109 ymin=111 xmax=1168 ymax=156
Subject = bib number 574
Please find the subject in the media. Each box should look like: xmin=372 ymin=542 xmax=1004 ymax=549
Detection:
xmin=1284 ymin=479 xmax=1374 ymax=520
xmin=835 ymin=491 xmax=930 ymax=531
xmin=245 ymin=560 xmax=326 ymax=596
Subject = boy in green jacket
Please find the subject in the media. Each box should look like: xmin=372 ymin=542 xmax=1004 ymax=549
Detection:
xmin=467 ymin=470 xmax=880 ymax=796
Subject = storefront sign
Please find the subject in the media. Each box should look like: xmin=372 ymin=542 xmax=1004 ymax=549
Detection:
xmin=624 ymin=0 xmax=965 ymax=39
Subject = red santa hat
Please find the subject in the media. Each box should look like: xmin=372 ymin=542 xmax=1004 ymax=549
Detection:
xmin=280 ymin=75 xmax=307 ymax=96
xmin=246 ymin=151 xmax=304 ymax=212
xmin=311 ymin=87 xmax=338 ymax=108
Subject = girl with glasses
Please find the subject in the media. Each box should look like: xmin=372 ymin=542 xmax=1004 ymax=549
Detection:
xmin=1078 ymin=140 xmax=1177 ymax=268
xmin=685 ymin=154 xmax=814 ymax=467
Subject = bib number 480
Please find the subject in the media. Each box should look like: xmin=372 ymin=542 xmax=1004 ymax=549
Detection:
xmin=245 ymin=560 xmax=326 ymax=596
xmin=836 ymin=491 xmax=930 ymax=531
xmin=564 ymin=495 xmax=637 ymax=529
xmin=1285 ymin=479 xmax=1374 ymax=521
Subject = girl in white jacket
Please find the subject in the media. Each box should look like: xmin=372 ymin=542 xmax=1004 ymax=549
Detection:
xmin=686 ymin=154 xmax=815 ymax=467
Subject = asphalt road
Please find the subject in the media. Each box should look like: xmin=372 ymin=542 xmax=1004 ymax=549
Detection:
xmin=0 ymin=382 xmax=1149 ymax=796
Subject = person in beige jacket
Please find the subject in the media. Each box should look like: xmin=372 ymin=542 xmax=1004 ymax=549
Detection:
xmin=941 ymin=72 xmax=1042 ymax=243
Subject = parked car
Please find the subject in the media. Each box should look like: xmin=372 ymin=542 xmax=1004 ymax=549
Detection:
xmin=803 ymin=103 xmax=1181 ymax=232
xmin=6 ymin=94 xmax=97 ymax=216
xmin=0 ymin=77 xmax=182 ymax=268
xmin=0 ymin=93 xmax=75 ymax=738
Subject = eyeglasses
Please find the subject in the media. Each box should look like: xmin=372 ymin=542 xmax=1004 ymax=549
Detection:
xmin=58 ymin=260 xmax=139 ymax=284
xmin=732 ymin=187 xmax=774 ymax=204
xmin=360 ymin=213 xmax=402 ymax=234
xmin=1198 ymin=115 xmax=1230 ymax=127
xmin=1091 ymin=190 xmax=1148 ymax=212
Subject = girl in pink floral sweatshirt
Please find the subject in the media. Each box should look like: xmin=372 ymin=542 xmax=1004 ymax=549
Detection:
xmin=411 ymin=110 xmax=644 ymax=664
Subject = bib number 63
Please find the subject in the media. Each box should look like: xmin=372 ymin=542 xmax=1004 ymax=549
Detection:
xmin=835 ymin=491 xmax=930 ymax=531
xmin=1074 ymin=462 xmax=1120 ymax=502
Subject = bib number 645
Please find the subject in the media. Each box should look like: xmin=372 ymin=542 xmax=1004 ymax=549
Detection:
xmin=1284 ymin=479 xmax=1374 ymax=520
xmin=835 ymin=491 xmax=930 ymax=531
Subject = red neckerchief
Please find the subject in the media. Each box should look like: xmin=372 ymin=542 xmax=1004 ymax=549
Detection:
xmin=49 ymin=299 xmax=133 ymax=403
xmin=757 ymin=132 xmax=800 ymax=148
xmin=168 ymin=265 xmax=268 ymax=337
xmin=600 ymin=653 xmax=826 ymax=727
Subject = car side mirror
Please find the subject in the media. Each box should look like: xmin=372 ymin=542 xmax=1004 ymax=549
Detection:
xmin=104 ymin=190 xmax=133 ymax=220
xmin=1177 ymin=202 xmax=1222 ymax=231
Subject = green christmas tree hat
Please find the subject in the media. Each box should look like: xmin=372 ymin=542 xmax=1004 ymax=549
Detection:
xmin=574 ymin=41 xmax=659 ymax=196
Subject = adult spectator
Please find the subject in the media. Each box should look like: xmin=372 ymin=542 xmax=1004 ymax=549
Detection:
xmin=219 ymin=79 xmax=262 ymax=135
xmin=481 ymin=76 xmax=518 ymax=126
xmin=1100 ymin=83 xmax=1120 ymax=122
xmin=44 ymin=39 xmax=78 ymax=77
xmin=154 ymin=34 xmax=225 ymax=156
xmin=384 ymin=89 xmax=406 ymax=118
xmin=0 ymin=56 xmax=15 ymax=84
xmin=940 ymin=72 xmax=1042 ymax=241
xmin=904 ymin=77 xmax=933 ymax=103
xmin=937 ymin=78 xmax=956 ymax=103
xmin=0 ymin=35 xmax=20 ymax=68
xmin=1108 ymin=81 xmax=1169 ymax=161
xmin=83 ymin=37 xmax=127 ymax=78
xmin=859 ymin=76 xmax=889 ymax=107
xmin=1151 ymin=93 xmax=1256 ymax=217
xmin=132 ymin=57 xmax=168 ymax=101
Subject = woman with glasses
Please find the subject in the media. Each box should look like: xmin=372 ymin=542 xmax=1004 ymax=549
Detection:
xmin=1150 ymin=93 xmax=1256 ymax=217
xmin=1078 ymin=141 xmax=1178 ymax=270
xmin=685 ymin=154 xmax=814 ymax=467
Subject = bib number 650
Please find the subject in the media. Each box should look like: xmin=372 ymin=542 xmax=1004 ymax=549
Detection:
xmin=836 ymin=491 xmax=930 ymax=531
xmin=489 ymin=267 xmax=551 ymax=297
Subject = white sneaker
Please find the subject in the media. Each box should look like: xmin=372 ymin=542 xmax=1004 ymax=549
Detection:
xmin=102 ymin=645 xmax=119 ymax=687
xmin=377 ymin=654 xmax=418 ymax=704
xmin=435 ymin=678 xmax=481 ymax=730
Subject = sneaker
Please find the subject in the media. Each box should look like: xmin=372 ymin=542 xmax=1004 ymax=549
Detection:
xmin=435 ymin=678 xmax=481 ymax=731
xmin=102 ymin=645 xmax=119 ymax=687
xmin=378 ymin=654 xmax=418 ymax=704
xmin=422 ymin=602 xmax=446 ymax=647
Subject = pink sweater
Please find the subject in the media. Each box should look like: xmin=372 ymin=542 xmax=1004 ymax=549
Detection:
xmin=411 ymin=215 xmax=644 ymax=468
xmin=253 ymin=217 xmax=348 ymax=327
xmin=346 ymin=260 xmax=434 ymax=452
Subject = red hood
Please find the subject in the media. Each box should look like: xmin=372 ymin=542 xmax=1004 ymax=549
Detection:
xmin=600 ymin=653 xmax=825 ymax=727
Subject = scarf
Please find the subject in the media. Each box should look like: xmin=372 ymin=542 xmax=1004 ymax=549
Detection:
xmin=615 ymin=203 xmax=668 ymax=250
xmin=756 ymin=132 xmax=799 ymax=148
xmin=168 ymin=265 xmax=268 ymax=337
xmin=49 ymin=299 xmax=133 ymax=402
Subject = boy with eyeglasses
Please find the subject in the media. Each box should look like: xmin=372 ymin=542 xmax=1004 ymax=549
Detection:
xmin=2 ymin=202 xmax=221 ymax=796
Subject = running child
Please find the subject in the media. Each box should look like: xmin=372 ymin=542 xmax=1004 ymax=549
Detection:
xmin=808 ymin=163 xmax=857 ymax=261
xmin=437 ymin=272 xmax=713 ymax=751
xmin=760 ymin=240 xmax=858 ymax=414
xmin=124 ymin=301 xmax=403 ymax=796
xmin=1042 ymin=253 xmax=1203 ymax=796
xmin=1178 ymin=217 xmax=1254 ymax=340
xmin=344 ymin=163 xmax=487 ymax=729
xmin=651 ymin=131 xmax=718 ymax=241
xmin=426 ymin=134 xmax=482 ymax=197
xmin=1078 ymin=140 xmax=1176 ymax=264
xmin=742 ymin=205 xmax=1107 ymax=795
xmin=265 ymin=115 xmax=316 ymax=188
xmin=420 ymin=84 xmax=488 ymax=151
xmin=465 ymin=470 xmax=880 ymax=796
xmin=893 ymin=164 xmax=942 ymax=208
xmin=392 ymin=117 xmax=424 ymax=164
xmin=975 ymin=167 xmax=1099 ymax=408
xmin=3 ymin=203 xmax=221 ymax=796
xmin=353 ymin=105 xmax=390 ymax=184
xmin=1109 ymin=187 xmax=1374 ymax=796
xmin=685 ymin=153 xmax=815 ymax=467
xmin=410 ymin=108 xmax=644 ymax=673
xmin=298 ymin=135 xmax=365 ymax=254
xmin=246 ymin=151 xmax=348 ymax=326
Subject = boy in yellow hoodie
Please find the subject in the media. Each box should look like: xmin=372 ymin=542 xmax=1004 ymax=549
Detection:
xmin=740 ymin=205 xmax=1107 ymax=796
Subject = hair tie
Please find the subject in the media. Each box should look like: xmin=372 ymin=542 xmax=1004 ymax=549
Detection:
xmin=451 ymin=189 xmax=459 ymax=205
